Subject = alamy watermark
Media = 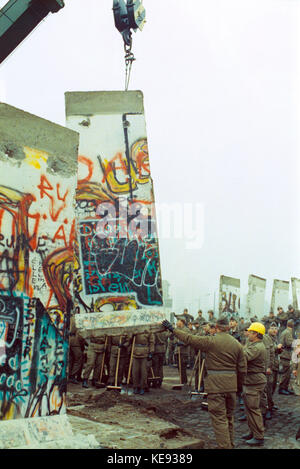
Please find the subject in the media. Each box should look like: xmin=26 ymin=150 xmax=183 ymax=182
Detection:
xmin=94 ymin=198 xmax=205 ymax=250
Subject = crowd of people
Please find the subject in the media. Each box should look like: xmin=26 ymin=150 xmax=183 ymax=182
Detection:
xmin=68 ymin=305 xmax=300 ymax=449
xmin=162 ymin=304 xmax=300 ymax=448
xmin=68 ymin=314 xmax=169 ymax=395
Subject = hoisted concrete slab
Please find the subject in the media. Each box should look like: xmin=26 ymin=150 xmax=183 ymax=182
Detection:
xmin=65 ymin=91 xmax=166 ymax=335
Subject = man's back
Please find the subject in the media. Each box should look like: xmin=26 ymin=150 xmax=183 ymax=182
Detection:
xmin=171 ymin=329 xmax=246 ymax=393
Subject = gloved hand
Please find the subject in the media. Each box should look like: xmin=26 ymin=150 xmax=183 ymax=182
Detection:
xmin=147 ymin=353 xmax=153 ymax=361
xmin=162 ymin=320 xmax=174 ymax=332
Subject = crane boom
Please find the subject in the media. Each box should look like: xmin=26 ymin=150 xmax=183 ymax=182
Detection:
xmin=0 ymin=0 xmax=64 ymax=64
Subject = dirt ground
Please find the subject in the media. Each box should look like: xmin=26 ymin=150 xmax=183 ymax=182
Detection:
xmin=66 ymin=365 xmax=300 ymax=450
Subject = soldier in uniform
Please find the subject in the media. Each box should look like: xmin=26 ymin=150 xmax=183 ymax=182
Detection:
xmin=287 ymin=304 xmax=296 ymax=319
xmin=208 ymin=323 xmax=217 ymax=336
xmin=276 ymin=308 xmax=288 ymax=337
xmin=82 ymin=333 xmax=109 ymax=388
xmin=68 ymin=314 xmax=86 ymax=384
xmin=187 ymin=321 xmax=196 ymax=368
xmin=196 ymin=321 xmax=210 ymax=391
xmin=166 ymin=331 xmax=176 ymax=366
xmin=287 ymin=305 xmax=300 ymax=333
xmin=268 ymin=322 xmax=280 ymax=404
xmin=175 ymin=308 xmax=194 ymax=325
xmin=122 ymin=337 xmax=132 ymax=385
xmin=207 ymin=310 xmax=216 ymax=322
xmin=262 ymin=311 xmax=278 ymax=330
xmin=260 ymin=327 xmax=275 ymax=421
xmin=238 ymin=317 xmax=245 ymax=331
xmin=107 ymin=333 xmax=131 ymax=387
xmin=152 ymin=330 xmax=169 ymax=387
xmin=239 ymin=322 xmax=251 ymax=346
xmin=188 ymin=320 xmax=201 ymax=390
xmin=197 ymin=310 xmax=207 ymax=326
xmin=132 ymin=331 xmax=155 ymax=395
xmin=229 ymin=317 xmax=242 ymax=343
xmin=228 ymin=317 xmax=242 ymax=407
xmin=173 ymin=318 xmax=190 ymax=385
xmin=242 ymin=322 xmax=267 ymax=446
xmin=278 ymin=319 xmax=295 ymax=395
xmin=162 ymin=316 xmax=247 ymax=449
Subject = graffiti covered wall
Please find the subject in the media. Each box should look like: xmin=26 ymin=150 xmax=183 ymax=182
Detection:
xmin=246 ymin=274 xmax=266 ymax=318
xmin=0 ymin=103 xmax=78 ymax=420
xmin=65 ymin=91 xmax=164 ymax=331
xmin=219 ymin=275 xmax=240 ymax=318
xmin=270 ymin=279 xmax=290 ymax=313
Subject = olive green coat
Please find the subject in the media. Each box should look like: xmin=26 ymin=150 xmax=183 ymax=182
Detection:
xmin=243 ymin=340 xmax=267 ymax=385
xmin=279 ymin=328 xmax=294 ymax=360
xmin=132 ymin=332 xmax=155 ymax=358
xmin=154 ymin=331 xmax=169 ymax=354
xmin=262 ymin=334 xmax=275 ymax=371
xmin=174 ymin=327 xmax=190 ymax=356
xmin=172 ymin=328 xmax=247 ymax=393
xmin=109 ymin=334 xmax=131 ymax=358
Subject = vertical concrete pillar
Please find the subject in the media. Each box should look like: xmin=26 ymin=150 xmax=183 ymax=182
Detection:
xmin=291 ymin=277 xmax=300 ymax=311
xmin=246 ymin=274 xmax=266 ymax=318
xmin=65 ymin=91 xmax=165 ymax=333
xmin=219 ymin=275 xmax=240 ymax=318
xmin=271 ymin=279 xmax=290 ymax=313
xmin=0 ymin=103 xmax=78 ymax=447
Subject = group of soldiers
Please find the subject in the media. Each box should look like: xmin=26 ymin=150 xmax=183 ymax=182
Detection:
xmin=161 ymin=304 xmax=300 ymax=449
xmin=68 ymin=315 xmax=169 ymax=395
xmin=68 ymin=305 xmax=300 ymax=448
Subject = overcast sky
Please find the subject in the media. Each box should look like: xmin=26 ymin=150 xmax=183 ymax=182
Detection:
xmin=1 ymin=0 xmax=299 ymax=314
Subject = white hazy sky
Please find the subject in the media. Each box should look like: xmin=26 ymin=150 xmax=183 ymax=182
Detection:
xmin=1 ymin=0 xmax=300 ymax=314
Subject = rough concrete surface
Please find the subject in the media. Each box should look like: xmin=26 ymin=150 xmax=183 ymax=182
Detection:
xmin=0 ymin=102 xmax=79 ymax=176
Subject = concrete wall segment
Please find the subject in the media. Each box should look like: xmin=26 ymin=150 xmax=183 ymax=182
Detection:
xmin=0 ymin=102 xmax=78 ymax=422
xmin=65 ymin=90 xmax=164 ymax=332
xmin=0 ymin=102 xmax=79 ymax=176
xmin=246 ymin=274 xmax=266 ymax=318
xmin=219 ymin=275 xmax=240 ymax=317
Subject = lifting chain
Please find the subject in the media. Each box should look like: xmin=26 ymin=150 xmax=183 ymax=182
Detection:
xmin=113 ymin=0 xmax=145 ymax=91
xmin=124 ymin=37 xmax=136 ymax=91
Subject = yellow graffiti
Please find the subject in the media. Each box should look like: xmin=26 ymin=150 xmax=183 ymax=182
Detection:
xmin=131 ymin=138 xmax=150 ymax=185
xmin=23 ymin=146 xmax=48 ymax=170
xmin=3 ymin=402 xmax=16 ymax=420
xmin=100 ymin=139 xmax=150 ymax=195
xmin=94 ymin=296 xmax=138 ymax=312
xmin=101 ymin=152 xmax=138 ymax=194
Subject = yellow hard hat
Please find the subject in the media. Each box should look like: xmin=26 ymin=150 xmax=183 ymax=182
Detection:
xmin=247 ymin=322 xmax=265 ymax=335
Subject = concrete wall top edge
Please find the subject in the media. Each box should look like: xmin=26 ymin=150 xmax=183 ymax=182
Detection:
xmin=249 ymin=274 xmax=267 ymax=282
xmin=273 ymin=279 xmax=289 ymax=285
xmin=220 ymin=275 xmax=240 ymax=288
xmin=65 ymin=90 xmax=144 ymax=116
xmin=0 ymin=103 xmax=79 ymax=176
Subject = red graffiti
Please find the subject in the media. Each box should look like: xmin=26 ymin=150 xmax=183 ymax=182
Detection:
xmin=78 ymin=155 xmax=94 ymax=184
xmin=37 ymin=175 xmax=69 ymax=222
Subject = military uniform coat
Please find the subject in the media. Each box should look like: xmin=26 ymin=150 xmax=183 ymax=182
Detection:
xmin=243 ymin=341 xmax=267 ymax=386
xmin=172 ymin=328 xmax=247 ymax=393
xmin=132 ymin=332 xmax=155 ymax=358
xmin=279 ymin=328 xmax=294 ymax=361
